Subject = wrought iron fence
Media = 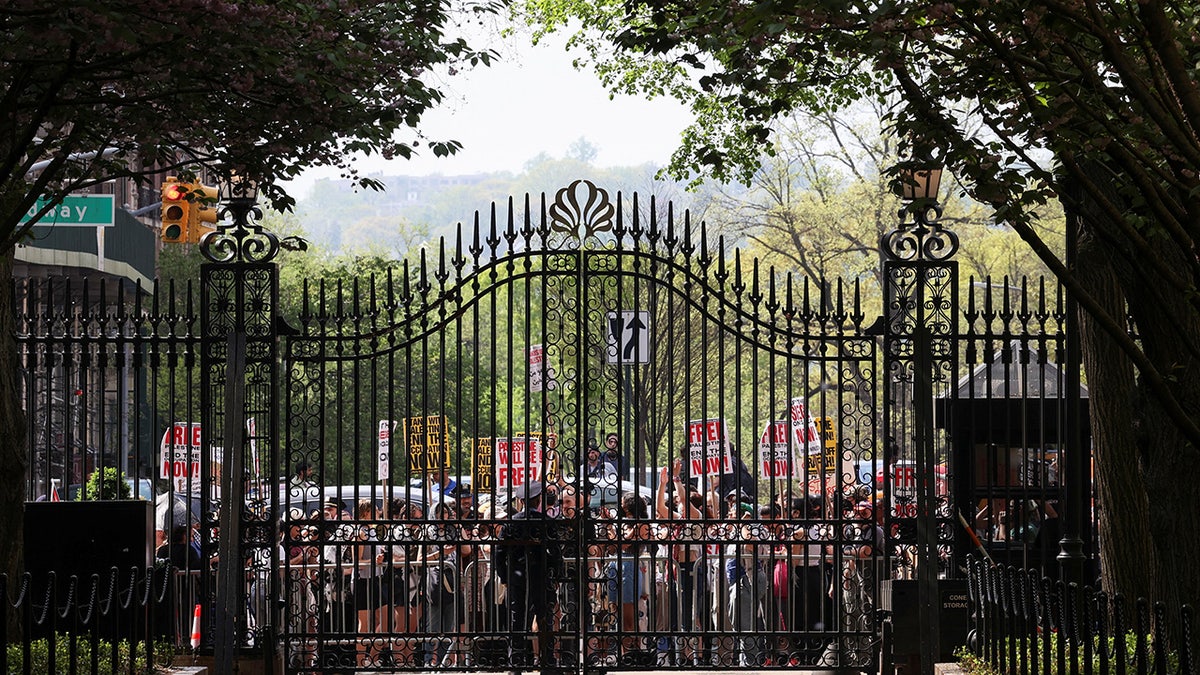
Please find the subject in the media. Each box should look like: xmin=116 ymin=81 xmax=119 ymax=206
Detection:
xmin=9 ymin=180 xmax=1101 ymax=674
xmin=966 ymin=557 xmax=1196 ymax=675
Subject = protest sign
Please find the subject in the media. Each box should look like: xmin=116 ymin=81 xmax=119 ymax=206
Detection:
xmin=404 ymin=415 xmax=451 ymax=473
xmin=495 ymin=435 xmax=544 ymax=490
xmin=688 ymin=419 xmax=731 ymax=476
xmin=789 ymin=398 xmax=824 ymax=454
xmin=758 ymin=420 xmax=794 ymax=478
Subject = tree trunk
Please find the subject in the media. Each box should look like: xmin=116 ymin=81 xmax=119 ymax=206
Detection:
xmin=0 ymin=246 xmax=27 ymax=642
xmin=1070 ymin=161 xmax=1200 ymax=639
xmin=1126 ymin=261 xmax=1200 ymax=639
xmin=1074 ymin=222 xmax=1154 ymax=603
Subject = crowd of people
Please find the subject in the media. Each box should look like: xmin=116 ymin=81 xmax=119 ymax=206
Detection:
xmin=254 ymin=465 xmax=898 ymax=671
xmin=154 ymin=438 xmax=900 ymax=673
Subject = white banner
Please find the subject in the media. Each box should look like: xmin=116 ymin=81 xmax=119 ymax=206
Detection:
xmin=159 ymin=422 xmax=222 ymax=495
xmin=758 ymin=420 xmax=794 ymax=478
xmin=160 ymin=423 xmax=201 ymax=494
xmin=377 ymin=420 xmax=396 ymax=481
xmin=495 ymin=436 xmax=544 ymax=489
xmin=687 ymin=419 xmax=731 ymax=477
xmin=892 ymin=460 xmax=917 ymax=518
xmin=529 ymin=344 xmax=556 ymax=392
xmin=247 ymin=417 xmax=259 ymax=479
xmin=789 ymin=397 xmax=824 ymax=457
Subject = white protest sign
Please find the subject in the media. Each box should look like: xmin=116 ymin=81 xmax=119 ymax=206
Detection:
xmin=789 ymin=398 xmax=824 ymax=472
xmin=495 ymin=436 xmax=544 ymax=489
xmin=377 ymin=420 xmax=396 ymax=481
xmin=157 ymin=423 xmax=228 ymax=499
xmin=247 ymin=417 xmax=259 ymax=479
xmin=159 ymin=422 xmax=202 ymax=494
xmin=529 ymin=344 xmax=557 ymax=392
xmin=687 ymin=419 xmax=731 ymax=477
xmin=892 ymin=460 xmax=917 ymax=518
xmin=758 ymin=420 xmax=794 ymax=478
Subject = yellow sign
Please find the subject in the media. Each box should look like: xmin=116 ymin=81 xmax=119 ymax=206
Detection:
xmin=473 ymin=437 xmax=494 ymax=493
xmin=405 ymin=415 xmax=451 ymax=473
xmin=813 ymin=417 xmax=838 ymax=474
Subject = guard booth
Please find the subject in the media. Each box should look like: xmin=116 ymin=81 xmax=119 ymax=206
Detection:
xmin=937 ymin=340 xmax=1091 ymax=575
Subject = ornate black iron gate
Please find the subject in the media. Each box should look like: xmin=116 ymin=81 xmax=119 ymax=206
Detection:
xmin=15 ymin=177 xmax=1092 ymax=675
xmin=253 ymin=179 xmax=889 ymax=673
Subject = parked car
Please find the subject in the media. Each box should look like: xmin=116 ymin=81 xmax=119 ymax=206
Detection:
xmin=276 ymin=483 xmax=450 ymax=521
xmin=127 ymin=478 xmax=154 ymax=500
xmin=585 ymin=476 xmax=654 ymax=509
xmin=57 ymin=477 xmax=154 ymax=501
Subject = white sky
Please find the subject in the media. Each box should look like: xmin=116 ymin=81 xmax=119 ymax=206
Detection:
xmin=283 ymin=33 xmax=695 ymax=199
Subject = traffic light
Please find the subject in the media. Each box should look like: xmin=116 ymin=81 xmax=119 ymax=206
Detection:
xmin=187 ymin=183 xmax=218 ymax=244
xmin=160 ymin=177 xmax=219 ymax=244
xmin=160 ymin=177 xmax=189 ymax=243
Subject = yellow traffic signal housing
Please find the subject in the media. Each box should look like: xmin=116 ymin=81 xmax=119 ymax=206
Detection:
xmin=187 ymin=183 xmax=219 ymax=244
xmin=160 ymin=177 xmax=189 ymax=243
xmin=160 ymin=177 xmax=219 ymax=244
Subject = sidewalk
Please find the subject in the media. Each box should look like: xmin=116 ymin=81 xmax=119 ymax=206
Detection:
xmin=171 ymin=662 xmax=964 ymax=667
xmin=170 ymin=655 xmax=968 ymax=675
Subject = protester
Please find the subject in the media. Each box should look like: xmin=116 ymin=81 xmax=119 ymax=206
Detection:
xmin=353 ymin=499 xmax=388 ymax=668
xmin=384 ymin=499 xmax=422 ymax=666
xmin=791 ymin=495 xmax=832 ymax=664
xmin=549 ymin=482 xmax=583 ymax=669
xmin=289 ymin=460 xmax=316 ymax=492
xmin=655 ymin=458 xmax=704 ymax=665
xmin=495 ymin=481 xmax=563 ymax=671
xmin=602 ymin=432 xmax=629 ymax=480
xmin=422 ymin=502 xmax=467 ymax=666
xmin=155 ymin=522 xmax=201 ymax=570
xmin=608 ymin=492 xmax=651 ymax=662
xmin=318 ymin=500 xmax=356 ymax=670
xmin=284 ymin=508 xmax=320 ymax=668
xmin=154 ymin=479 xmax=190 ymax=549
xmin=582 ymin=439 xmax=617 ymax=485
xmin=819 ymin=498 xmax=885 ymax=667
xmin=726 ymin=507 xmax=768 ymax=666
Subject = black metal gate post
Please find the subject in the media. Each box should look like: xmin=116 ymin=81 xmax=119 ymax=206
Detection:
xmin=882 ymin=188 xmax=959 ymax=675
xmin=199 ymin=184 xmax=285 ymax=667
xmin=1057 ymin=213 xmax=1087 ymax=584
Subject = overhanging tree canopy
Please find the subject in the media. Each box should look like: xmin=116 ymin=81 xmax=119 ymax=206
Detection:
xmin=1 ymin=0 xmax=501 ymax=248
xmin=521 ymin=0 xmax=1200 ymax=624
xmin=0 ymin=0 xmax=503 ymax=633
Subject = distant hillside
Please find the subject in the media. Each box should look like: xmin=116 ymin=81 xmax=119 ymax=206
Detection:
xmin=292 ymin=157 xmax=706 ymax=255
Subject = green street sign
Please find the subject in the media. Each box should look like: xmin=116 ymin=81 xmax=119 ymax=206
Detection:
xmin=20 ymin=194 xmax=116 ymax=227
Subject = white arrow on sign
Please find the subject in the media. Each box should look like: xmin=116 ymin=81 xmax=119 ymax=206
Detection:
xmin=606 ymin=310 xmax=651 ymax=365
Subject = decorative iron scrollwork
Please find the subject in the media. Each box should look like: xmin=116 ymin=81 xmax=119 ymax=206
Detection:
xmin=200 ymin=198 xmax=280 ymax=264
xmin=549 ymin=179 xmax=614 ymax=242
xmin=881 ymin=201 xmax=959 ymax=261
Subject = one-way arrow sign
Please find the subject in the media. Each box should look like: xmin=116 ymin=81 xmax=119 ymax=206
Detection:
xmin=606 ymin=310 xmax=651 ymax=365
